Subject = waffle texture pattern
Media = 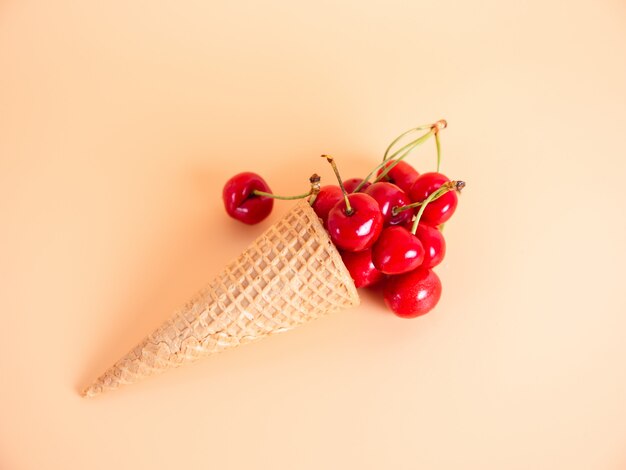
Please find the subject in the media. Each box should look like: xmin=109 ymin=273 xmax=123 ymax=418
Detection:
xmin=83 ymin=201 xmax=359 ymax=397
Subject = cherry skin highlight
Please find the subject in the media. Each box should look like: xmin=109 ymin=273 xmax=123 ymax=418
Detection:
xmin=414 ymin=223 xmax=446 ymax=268
xmin=383 ymin=268 xmax=442 ymax=318
xmin=377 ymin=160 xmax=420 ymax=194
xmin=343 ymin=177 xmax=370 ymax=193
xmin=311 ymin=185 xmax=343 ymax=227
xmin=363 ymin=182 xmax=412 ymax=227
xmin=327 ymin=193 xmax=383 ymax=252
xmin=409 ymin=172 xmax=458 ymax=226
xmin=372 ymin=226 xmax=425 ymax=275
xmin=222 ymin=172 xmax=274 ymax=225
xmin=340 ymin=248 xmax=385 ymax=288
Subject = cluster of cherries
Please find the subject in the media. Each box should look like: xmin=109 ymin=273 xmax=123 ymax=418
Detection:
xmin=222 ymin=120 xmax=464 ymax=318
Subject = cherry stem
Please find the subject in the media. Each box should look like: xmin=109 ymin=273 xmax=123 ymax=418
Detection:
xmin=353 ymin=129 xmax=435 ymax=193
xmin=322 ymin=154 xmax=353 ymax=215
xmin=410 ymin=180 xmax=465 ymax=234
xmin=353 ymin=119 xmax=447 ymax=193
xmin=435 ymin=132 xmax=441 ymax=173
xmin=382 ymin=123 xmax=433 ymax=161
xmin=254 ymin=174 xmax=321 ymax=202
xmin=252 ymin=190 xmax=311 ymax=200
xmin=374 ymin=131 xmax=435 ymax=183
xmin=392 ymin=190 xmax=448 ymax=215
xmin=384 ymin=120 xmax=446 ymax=163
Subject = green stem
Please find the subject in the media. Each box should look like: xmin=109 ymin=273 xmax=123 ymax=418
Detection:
xmin=435 ymin=132 xmax=441 ymax=173
xmin=410 ymin=180 xmax=465 ymax=234
xmin=354 ymin=129 xmax=435 ymax=192
xmin=374 ymin=131 xmax=435 ymax=184
xmin=392 ymin=190 xmax=448 ymax=215
xmin=254 ymin=174 xmax=322 ymax=203
xmin=253 ymin=190 xmax=311 ymax=200
xmin=323 ymin=155 xmax=353 ymax=214
xmin=385 ymin=128 xmax=436 ymax=164
xmin=383 ymin=124 xmax=433 ymax=161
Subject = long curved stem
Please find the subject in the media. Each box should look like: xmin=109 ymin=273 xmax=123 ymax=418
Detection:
xmin=254 ymin=174 xmax=321 ymax=202
xmin=354 ymin=128 xmax=436 ymax=193
xmin=385 ymin=128 xmax=435 ymax=163
xmin=252 ymin=190 xmax=311 ymax=200
xmin=373 ymin=129 xmax=436 ymax=184
xmin=383 ymin=124 xmax=433 ymax=161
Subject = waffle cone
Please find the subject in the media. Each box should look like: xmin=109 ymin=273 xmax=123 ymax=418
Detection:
xmin=83 ymin=201 xmax=359 ymax=397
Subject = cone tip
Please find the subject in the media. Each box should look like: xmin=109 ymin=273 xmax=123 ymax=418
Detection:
xmin=81 ymin=383 xmax=101 ymax=398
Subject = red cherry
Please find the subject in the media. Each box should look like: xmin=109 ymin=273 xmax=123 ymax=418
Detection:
xmin=376 ymin=160 xmax=420 ymax=194
xmin=383 ymin=268 xmax=442 ymax=318
xmin=363 ymin=182 xmax=412 ymax=227
xmin=222 ymin=172 xmax=274 ymax=225
xmin=415 ymin=223 xmax=446 ymax=268
xmin=311 ymin=185 xmax=343 ymax=227
xmin=371 ymin=226 xmax=424 ymax=275
xmin=409 ymin=172 xmax=458 ymax=225
xmin=340 ymin=249 xmax=385 ymax=288
xmin=343 ymin=178 xmax=370 ymax=193
xmin=327 ymin=193 xmax=383 ymax=252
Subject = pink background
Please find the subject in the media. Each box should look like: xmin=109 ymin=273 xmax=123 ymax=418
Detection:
xmin=1 ymin=0 xmax=626 ymax=468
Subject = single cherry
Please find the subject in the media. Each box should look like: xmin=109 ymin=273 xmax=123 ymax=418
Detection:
xmin=311 ymin=185 xmax=343 ymax=227
xmin=371 ymin=226 xmax=424 ymax=275
xmin=383 ymin=268 xmax=442 ymax=318
xmin=376 ymin=160 xmax=420 ymax=194
xmin=323 ymin=155 xmax=384 ymax=252
xmin=340 ymin=249 xmax=385 ymax=288
xmin=327 ymin=193 xmax=383 ymax=252
xmin=343 ymin=177 xmax=370 ymax=193
xmin=222 ymin=172 xmax=274 ymax=225
xmin=363 ymin=182 xmax=412 ymax=226
xmin=414 ymin=223 xmax=446 ymax=268
xmin=409 ymin=172 xmax=458 ymax=226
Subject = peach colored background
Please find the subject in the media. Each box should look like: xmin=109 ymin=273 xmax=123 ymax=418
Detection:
xmin=1 ymin=0 xmax=626 ymax=469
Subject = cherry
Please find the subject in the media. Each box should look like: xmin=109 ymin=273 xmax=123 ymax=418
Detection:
xmin=371 ymin=226 xmax=424 ymax=275
xmin=409 ymin=172 xmax=458 ymax=226
xmin=222 ymin=172 xmax=274 ymax=225
xmin=414 ymin=223 xmax=446 ymax=268
xmin=311 ymin=185 xmax=343 ymax=227
xmin=383 ymin=268 xmax=442 ymax=318
xmin=340 ymin=248 xmax=385 ymax=288
xmin=327 ymin=193 xmax=383 ymax=252
xmin=344 ymin=177 xmax=370 ymax=193
xmin=363 ymin=182 xmax=412 ymax=227
xmin=376 ymin=160 xmax=420 ymax=194
xmin=323 ymin=155 xmax=384 ymax=252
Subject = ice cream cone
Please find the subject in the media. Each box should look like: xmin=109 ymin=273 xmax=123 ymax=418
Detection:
xmin=82 ymin=201 xmax=359 ymax=397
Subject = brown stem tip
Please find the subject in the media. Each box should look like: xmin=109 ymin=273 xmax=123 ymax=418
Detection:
xmin=433 ymin=119 xmax=447 ymax=132
xmin=309 ymin=173 xmax=321 ymax=198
